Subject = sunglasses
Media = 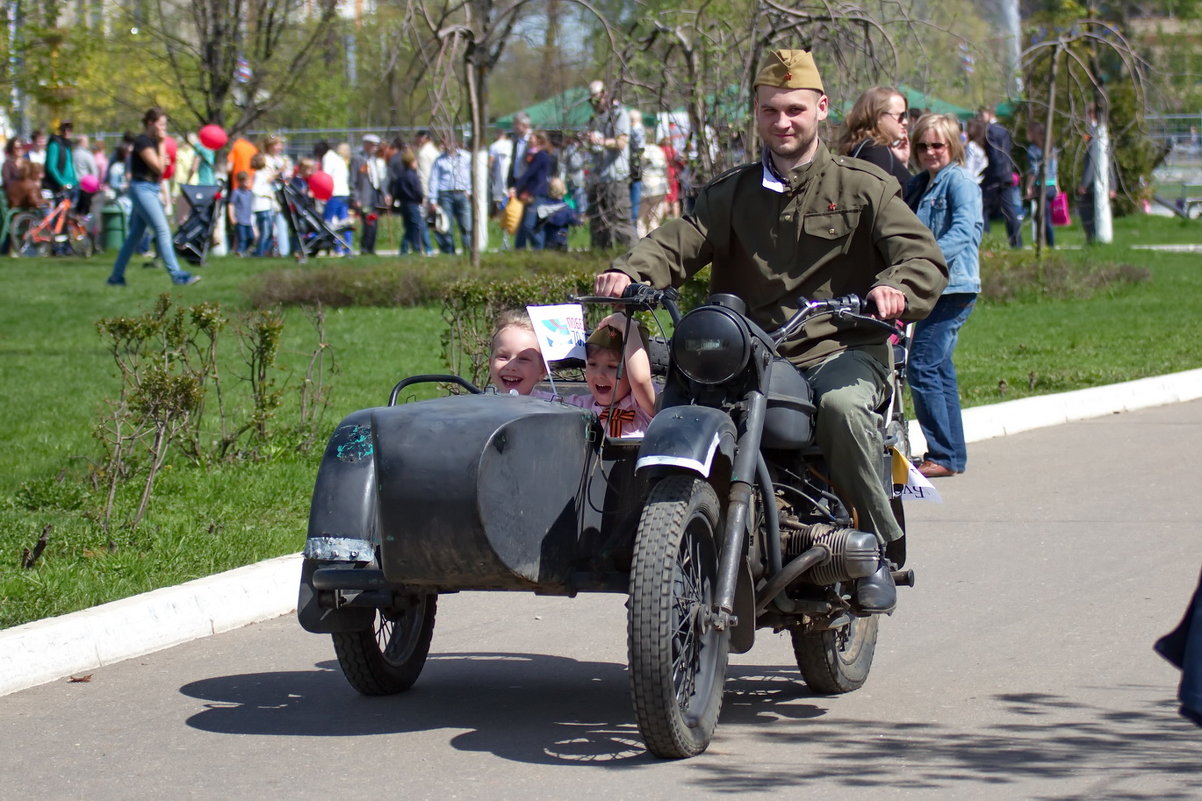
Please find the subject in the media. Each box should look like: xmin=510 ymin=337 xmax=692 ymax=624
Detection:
xmin=916 ymin=141 xmax=948 ymax=152
xmin=880 ymin=111 xmax=907 ymax=123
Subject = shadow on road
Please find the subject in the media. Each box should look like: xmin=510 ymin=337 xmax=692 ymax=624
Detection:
xmin=177 ymin=652 xmax=838 ymax=766
xmin=693 ymin=677 xmax=1202 ymax=798
xmin=179 ymin=653 xmax=1199 ymax=788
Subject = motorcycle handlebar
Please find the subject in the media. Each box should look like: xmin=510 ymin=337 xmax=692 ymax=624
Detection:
xmin=570 ymin=284 xmax=682 ymax=323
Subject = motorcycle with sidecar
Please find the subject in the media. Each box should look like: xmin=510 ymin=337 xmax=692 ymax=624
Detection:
xmin=297 ymin=286 xmax=914 ymax=758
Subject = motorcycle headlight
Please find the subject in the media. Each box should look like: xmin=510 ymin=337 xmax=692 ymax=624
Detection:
xmin=671 ymin=306 xmax=751 ymax=385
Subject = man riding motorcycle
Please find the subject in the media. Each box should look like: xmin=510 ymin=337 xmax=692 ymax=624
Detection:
xmin=594 ymin=49 xmax=948 ymax=613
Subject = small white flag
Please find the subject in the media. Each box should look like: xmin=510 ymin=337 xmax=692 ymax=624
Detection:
xmin=526 ymin=304 xmax=588 ymax=366
xmin=891 ymin=447 xmax=943 ymax=503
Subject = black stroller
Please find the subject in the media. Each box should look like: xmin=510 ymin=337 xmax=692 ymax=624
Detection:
xmin=173 ymin=182 xmax=225 ymax=266
xmin=276 ymin=180 xmax=352 ymax=262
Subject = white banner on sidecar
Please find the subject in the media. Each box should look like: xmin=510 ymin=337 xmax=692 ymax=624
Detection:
xmin=891 ymin=447 xmax=943 ymax=503
xmin=527 ymin=304 xmax=588 ymax=364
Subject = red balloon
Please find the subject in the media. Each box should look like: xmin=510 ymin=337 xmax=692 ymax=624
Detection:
xmin=164 ymin=135 xmax=178 ymax=159
xmin=198 ymin=124 xmax=228 ymax=150
xmin=308 ymin=171 xmax=334 ymax=201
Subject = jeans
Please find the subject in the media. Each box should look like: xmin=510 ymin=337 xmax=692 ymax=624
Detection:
xmin=235 ymin=223 xmax=254 ymax=255
xmin=323 ymin=195 xmax=352 ymax=254
xmin=399 ymin=202 xmax=424 ymax=254
xmin=108 ymin=180 xmax=191 ymax=284
xmin=909 ymin=293 xmax=977 ymax=473
xmin=982 ymin=182 xmax=1022 ymax=248
xmin=1031 ymin=187 xmax=1056 ymax=248
xmin=433 ymin=191 xmax=471 ymax=254
xmin=515 ymin=196 xmax=546 ymax=249
xmin=274 ymin=211 xmax=291 ymax=257
xmin=254 ymin=210 xmax=274 ymax=256
xmin=629 ymin=179 xmax=642 ymax=223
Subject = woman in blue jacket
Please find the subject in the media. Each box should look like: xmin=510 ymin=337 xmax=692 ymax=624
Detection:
xmin=904 ymin=114 xmax=984 ymax=478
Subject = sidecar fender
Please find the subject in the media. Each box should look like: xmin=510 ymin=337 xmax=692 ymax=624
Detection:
xmin=636 ymin=406 xmax=737 ymax=478
xmin=298 ymin=408 xmax=381 ymax=633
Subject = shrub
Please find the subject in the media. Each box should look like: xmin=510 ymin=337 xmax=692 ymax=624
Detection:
xmin=980 ymin=249 xmax=1150 ymax=302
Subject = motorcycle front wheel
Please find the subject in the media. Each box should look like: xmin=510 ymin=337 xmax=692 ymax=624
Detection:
xmin=331 ymin=593 xmax=437 ymax=695
xmin=792 ymin=613 xmax=878 ymax=694
xmin=628 ymin=475 xmax=728 ymax=759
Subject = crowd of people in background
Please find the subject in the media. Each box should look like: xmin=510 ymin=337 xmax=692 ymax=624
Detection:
xmin=0 ymin=80 xmax=1116 ymax=262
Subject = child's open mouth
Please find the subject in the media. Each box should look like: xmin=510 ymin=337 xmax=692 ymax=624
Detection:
xmin=499 ymin=375 xmax=525 ymax=391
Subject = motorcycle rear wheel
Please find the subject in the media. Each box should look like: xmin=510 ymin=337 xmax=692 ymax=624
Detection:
xmin=331 ymin=593 xmax=437 ymax=695
xmin=792 ymin=613 xmax=878 ymax=694
xmin=628 ymin=475 xmax=728 ymax=759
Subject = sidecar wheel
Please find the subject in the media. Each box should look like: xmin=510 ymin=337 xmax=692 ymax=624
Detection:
xmin=628 ymin=475 xmax=728 ymax=759
xmin=331 ymin=594 xmax=437 ymax=695
xmin=792 ymin=613 xmax=878 ymax=694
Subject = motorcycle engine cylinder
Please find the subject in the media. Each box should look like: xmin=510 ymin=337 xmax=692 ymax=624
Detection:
xmin=781 ymin=522 xmax=880 ymax=585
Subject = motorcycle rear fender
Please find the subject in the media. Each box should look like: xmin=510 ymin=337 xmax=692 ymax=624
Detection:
xmin=635 ymin=406 xmax=737 ymax=478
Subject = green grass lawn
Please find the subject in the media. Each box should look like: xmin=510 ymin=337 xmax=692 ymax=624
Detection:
xmin=1 ymin=212 xmax=1201 ymax=628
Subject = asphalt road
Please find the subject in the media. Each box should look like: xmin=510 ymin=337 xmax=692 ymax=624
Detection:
xmin=3 ymin=401 xmax=1201 ymax=801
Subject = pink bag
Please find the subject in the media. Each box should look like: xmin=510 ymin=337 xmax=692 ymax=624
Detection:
xmin=1050 ymin=192 xmax=1071 ymax=226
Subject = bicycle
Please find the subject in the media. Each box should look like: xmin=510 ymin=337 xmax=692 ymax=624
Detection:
xmin=10 ymin=191 xmax=95 ymax=258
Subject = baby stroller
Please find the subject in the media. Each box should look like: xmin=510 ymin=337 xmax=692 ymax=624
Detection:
xmin=276 ymin=180 xmax=352 ymax=262
xmin=173 ymin=182 xmax=225 ymax=266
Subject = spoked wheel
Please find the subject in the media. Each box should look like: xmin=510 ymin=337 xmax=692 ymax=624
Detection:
xmin=628 ymin=475 xmax=728 ymax=759
xmin=68 ymin=219 xmax=95 ymax=258
xmin=331 ymin=593 xmax=437 ymax=695
xmin=792 ymin=613 xmax=878 ymax=695
xmin=10 ymin=212 xmax=49 ymax=257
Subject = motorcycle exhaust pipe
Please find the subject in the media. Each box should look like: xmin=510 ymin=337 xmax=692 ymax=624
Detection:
xmin=753 ymin=545 xmax=830 ymax=616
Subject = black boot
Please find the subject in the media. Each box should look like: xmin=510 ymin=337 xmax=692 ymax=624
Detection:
xmin=854 ymin=550 xmax=897 ymax=614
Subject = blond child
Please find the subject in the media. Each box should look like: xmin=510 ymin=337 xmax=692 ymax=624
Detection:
xmin=488 ymin=310 xmax=550 ymax=397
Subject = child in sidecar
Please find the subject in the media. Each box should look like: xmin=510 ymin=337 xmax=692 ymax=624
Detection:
xmin=562 ymin=315 xmax=656 ymax=438
xmin=488 ymin=309 xmax=656 ymax=438
xmin=488 ymin=310 xmax=549 ymax=396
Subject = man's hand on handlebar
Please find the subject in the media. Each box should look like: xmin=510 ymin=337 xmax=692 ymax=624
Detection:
xmin=594 ymin=270 xmax=632 ymax=298
xmin=866 ymin=286 xmax=907 ymax=320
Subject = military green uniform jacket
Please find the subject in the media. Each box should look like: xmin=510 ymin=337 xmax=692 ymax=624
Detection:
xmin=611 ymin=143 xmax=949 ymax=367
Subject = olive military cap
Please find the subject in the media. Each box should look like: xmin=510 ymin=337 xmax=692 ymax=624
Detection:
xmin=753 ymin=50 xmax=824 ymax=93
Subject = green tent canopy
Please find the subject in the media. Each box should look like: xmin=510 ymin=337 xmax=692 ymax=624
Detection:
xmin=897 ymin=84 xmax=974 ymax=119
xmin=495 ymin=87 xmax=593 ymax=130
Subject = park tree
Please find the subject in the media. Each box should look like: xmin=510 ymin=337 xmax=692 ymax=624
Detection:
xmin=399 ymin=0 xmax=622 ymax=266
xmin=1019 ymin=3 xmax=1153 ymax=247
xmin=123 ymin=0 xmax=341 ymax=135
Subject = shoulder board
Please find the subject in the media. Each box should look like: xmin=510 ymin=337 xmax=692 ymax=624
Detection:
xmin=830 ymin=154 xmax=891 ymax=183
xmin=704 ymin=162 xmax=758 ymax=190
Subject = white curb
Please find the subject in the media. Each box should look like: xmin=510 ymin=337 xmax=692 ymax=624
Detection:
xmin=4 ymin=367 xmax=1202 ymax=698
xmin=0 ymin=554 xmax=301 ymax=697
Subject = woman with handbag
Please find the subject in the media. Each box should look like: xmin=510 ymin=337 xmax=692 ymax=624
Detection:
xmin=1025 ymin=121 xmax=1060 ymax=248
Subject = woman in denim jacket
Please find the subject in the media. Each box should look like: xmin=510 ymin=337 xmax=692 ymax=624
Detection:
xmin=903 ymin=114 xmax=984 ymax=478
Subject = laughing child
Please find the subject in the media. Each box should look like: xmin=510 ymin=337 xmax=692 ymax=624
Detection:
xmin=488 ymin=310 xmax=550 ymax=397
xmin=564 ymin=314 xmax=657 ymax=438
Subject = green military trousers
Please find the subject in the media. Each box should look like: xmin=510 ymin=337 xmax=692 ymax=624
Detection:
xmin=803 ymin=346 xmax=903 ymax=544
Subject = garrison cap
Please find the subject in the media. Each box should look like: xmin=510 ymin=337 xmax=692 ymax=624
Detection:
xmin=586 ymin=325 xmax=623 ymax=354
xmin=753 ymin=50 xmax=824 ymax=93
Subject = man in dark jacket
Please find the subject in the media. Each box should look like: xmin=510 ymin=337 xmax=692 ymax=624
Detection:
xmin=978 ymin=107 xmax=1022 ymax=249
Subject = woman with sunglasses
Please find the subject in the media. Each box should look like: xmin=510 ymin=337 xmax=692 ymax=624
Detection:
xmin=837 ymin=86 xmax=912 ymax=188
xmin=902 ymin=113 xmax=983 ymax=479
